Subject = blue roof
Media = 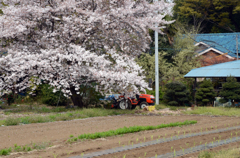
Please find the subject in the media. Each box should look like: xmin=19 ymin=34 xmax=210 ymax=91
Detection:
xmin=195 ymin=33 xmax=240 ymax=58
xmin=184 ymin=60 xmax=240 ymax=78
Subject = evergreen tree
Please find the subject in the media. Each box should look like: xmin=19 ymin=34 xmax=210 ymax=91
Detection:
xmin=163 ymin=81 xmax=189 ymax=106
xmin=195 ymin=79 xmax=216 ymax=106
xmin=168 ymin=28 xmax=201 ymax=80
xmin=173 ymin=0 xmax=240 ymax=33
xmin=219 ymin=77 xmax=240 ymax=103
xmin=135 ymin=51 xmax=171 ymax=82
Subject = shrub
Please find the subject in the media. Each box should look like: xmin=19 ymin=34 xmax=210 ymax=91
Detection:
xmin=195 ymin=79 xmax=216 ymax=106
xmin=38 ymin=84 xmax=68 ymax=106
xmin=219 ymin=77 xmax=240 ymax=104
xmin=163 ymin=81 xmax=189 ymax=106
xmin=78 ymin=84 xmax=104 ymax=107
xmin=146 ymin=89 xmax=164 ymax=100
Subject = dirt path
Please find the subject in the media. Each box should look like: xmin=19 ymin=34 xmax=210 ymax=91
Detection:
xmin=1 ymin=114 xmax=240 ymax=158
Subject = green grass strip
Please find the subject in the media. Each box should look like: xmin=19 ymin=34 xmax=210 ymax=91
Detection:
xmin=2 ymin=108 xmax=135 ymax=126
xmin=183 ymin=107 xmax=240 ymax=117
xmin=68 ymin=120 xmax=197 ymax=142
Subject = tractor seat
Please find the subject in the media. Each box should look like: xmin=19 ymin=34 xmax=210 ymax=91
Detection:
xmin=136 ymin=94 xmax=140 ymax=100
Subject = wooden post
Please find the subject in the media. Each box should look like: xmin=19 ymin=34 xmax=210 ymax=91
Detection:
xmin=194 ymin=78 xmax=197 ymax=105
xmin=237 ymin=35 xmax=238 ymax=60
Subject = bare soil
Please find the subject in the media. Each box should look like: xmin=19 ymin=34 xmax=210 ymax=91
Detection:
xmin=1 ymin=114 xmax=240 ymax=158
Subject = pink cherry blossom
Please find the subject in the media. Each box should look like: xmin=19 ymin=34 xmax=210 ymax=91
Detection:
xmin=0 ymin=0 xmax=174 ymax=107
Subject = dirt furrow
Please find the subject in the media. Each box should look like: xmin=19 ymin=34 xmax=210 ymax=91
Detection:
xmin=96 ymin=128 xmax=240 ymax=158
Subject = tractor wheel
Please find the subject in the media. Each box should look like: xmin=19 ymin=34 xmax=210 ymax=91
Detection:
xmin=140 ymin=102 xmax=148 ymax=109
xmin=119 ymin=100 xmax=131 ymax=110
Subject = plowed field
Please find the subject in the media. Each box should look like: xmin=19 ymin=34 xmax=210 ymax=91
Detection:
xmin=1 ymin=114 xmax=240 ymax=158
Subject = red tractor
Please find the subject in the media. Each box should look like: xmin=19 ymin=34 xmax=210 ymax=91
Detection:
xmin=113 ymin=94 xmax=155 ymax=110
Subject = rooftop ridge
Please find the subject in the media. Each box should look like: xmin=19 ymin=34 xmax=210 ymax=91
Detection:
xmin=196 ymin=32 xmax=240 ymax=36
xmin=190 ymin=60 xmax=240 ymax=70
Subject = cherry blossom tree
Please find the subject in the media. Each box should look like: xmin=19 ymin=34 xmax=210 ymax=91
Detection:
xmin=0 ymin=0 xmax=174 ymax=107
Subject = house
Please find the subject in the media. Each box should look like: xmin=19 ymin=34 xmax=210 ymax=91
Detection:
xmin=184 ymin=60 xmax=240 ymax=106
xmin=194 ymin=33 xmax=240 ymax=66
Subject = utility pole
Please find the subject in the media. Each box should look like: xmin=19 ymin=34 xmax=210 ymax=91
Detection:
xmin=237 ymin=35 xmax=238 ymax=60
xmin=154 ymin=0 xmax=159 ymax=105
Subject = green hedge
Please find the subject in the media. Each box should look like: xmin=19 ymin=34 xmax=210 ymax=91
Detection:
xmin=68 ymin=120 xmax=197 ymax=141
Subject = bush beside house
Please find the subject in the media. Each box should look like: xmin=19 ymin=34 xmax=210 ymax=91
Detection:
xmin=219 ymin=77 xmax=240 ymax=104
xmin=163 ymin=81 xmax=190 ymax=106
xmin=195 ymin=79 xmax=216 ymax=106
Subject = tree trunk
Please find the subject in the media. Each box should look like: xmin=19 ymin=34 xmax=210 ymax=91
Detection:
xmin=70 ymin=86 xmax=86 ymax=108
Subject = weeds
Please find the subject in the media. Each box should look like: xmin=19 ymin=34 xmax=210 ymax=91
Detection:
xmin=0 ymin=141 xmax=50 ymax=156
xmin=199 ymin=147 xmax=240 ymax=158
xmin=31 ymin=142 xmax=51 ymax=150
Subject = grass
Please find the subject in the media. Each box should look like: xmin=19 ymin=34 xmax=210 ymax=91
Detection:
xmin=68 ymin=120 xmax=197 ymax=142
xmin=155 ymin=103 xmax=169 ymax=110
xmin=0 ymin=148 xmax=12 ymax=156
xmin=198 ymin=147 xmax=240 ymax=158
xmin=0 ymin=120 xmax=5 ymax=126
xmin=183 ymin=107 xmax=240 ymax=116
xmin=3 ymin=105 xmax=76 ymax=114
xmin=1 ymin=108 xmax=135 ymax=126
xmin=155 ymin=104 xmax=188 ymax=111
